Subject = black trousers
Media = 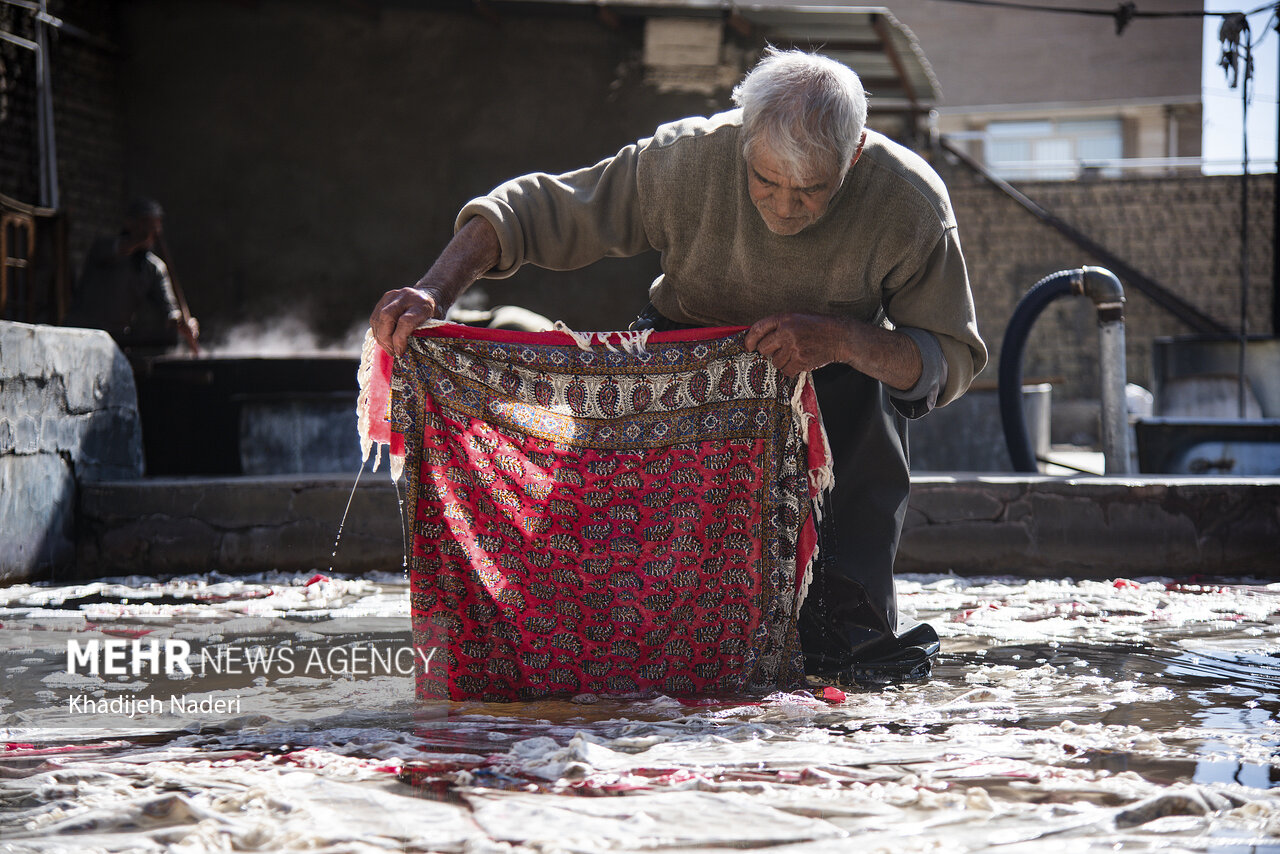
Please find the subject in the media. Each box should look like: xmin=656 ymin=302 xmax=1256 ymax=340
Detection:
xmin=632 ymin=306 xmax=911 ymax=674
xmin=800 ymin=365 xmax=911 ymax=673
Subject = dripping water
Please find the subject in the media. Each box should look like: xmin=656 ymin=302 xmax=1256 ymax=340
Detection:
xmin=329 ymin=456 xmax=366 ymax=571
xmin=394 ymin=475 xmax=409 ymax=578
xmin=328 ymin=453 xmax=410 ymax=578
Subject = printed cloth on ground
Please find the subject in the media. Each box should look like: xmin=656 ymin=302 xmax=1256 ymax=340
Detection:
xmin=357 ymin=324 xmax=832 ymax=701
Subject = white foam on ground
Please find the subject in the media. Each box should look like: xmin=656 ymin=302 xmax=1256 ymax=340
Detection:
xmin=1 ymin=572 xmax=1278 ymax=852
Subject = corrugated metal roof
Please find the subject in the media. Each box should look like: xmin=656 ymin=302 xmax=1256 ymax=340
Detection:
xmin=494 ymin=1 xmax=940 ymax=111
xmin=732 ymin=5 xmax=940 ymax=109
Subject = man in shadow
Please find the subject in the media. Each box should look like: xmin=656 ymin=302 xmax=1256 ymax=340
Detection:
xmin=65 ymin=197 xmax=199 ymax=359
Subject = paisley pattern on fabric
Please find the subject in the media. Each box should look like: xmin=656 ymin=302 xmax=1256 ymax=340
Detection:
xmin=373 ymin=324 xmax=825 ymax=702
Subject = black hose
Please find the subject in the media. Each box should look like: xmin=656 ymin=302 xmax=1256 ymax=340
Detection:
xmin=999 ymin=269 xmax=1079 ymax=472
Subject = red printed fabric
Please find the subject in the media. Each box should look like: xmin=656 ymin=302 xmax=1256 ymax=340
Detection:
xmin=369 ymin=324 xmax=828 ymax=701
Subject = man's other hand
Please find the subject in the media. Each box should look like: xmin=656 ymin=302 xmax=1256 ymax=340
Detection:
xmin=744 ymin=314 xmax=852 ymax=377
xmin=370 ymin=287 xmax=445 ymax=358
xmin=368 ymin=217 xmax=501 ymax=358
xmin=171 ymin=314 xmax=200 ymax=356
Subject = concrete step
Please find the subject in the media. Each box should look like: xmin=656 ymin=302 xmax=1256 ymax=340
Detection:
xmin=74 ymin=474 xmax=1280 ymax=580
xmin=903 ymin=474 xmax=1280 ymax=578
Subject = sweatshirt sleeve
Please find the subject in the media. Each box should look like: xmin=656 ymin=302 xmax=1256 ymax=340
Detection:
xmin=883 ymin=225 xmax=987 ymax=412
xmin=147 ymin=254 xmax=184 ymax=322
xmin=456 ymin=143 xmax=654 ymax=279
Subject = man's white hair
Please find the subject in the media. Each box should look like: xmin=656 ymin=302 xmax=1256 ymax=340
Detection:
xmin=731 ymin=47 xmax=867 ymax=179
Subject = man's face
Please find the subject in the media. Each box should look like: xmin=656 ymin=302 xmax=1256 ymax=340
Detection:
xmin=125 ymin=215 xmax=164 ymax=250
xmin=746 ymin=147 xmax=845 ymax=236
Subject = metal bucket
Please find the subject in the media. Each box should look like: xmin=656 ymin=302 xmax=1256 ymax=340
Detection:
xmin=910 ymin=383 xmax=1052 ymax=472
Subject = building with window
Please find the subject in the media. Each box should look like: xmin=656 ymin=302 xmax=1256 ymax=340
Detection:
xmin=979 ymin=116 xmax=1127 ymax=181
xmin=536 ymin=0 xmax=1205 ymax=180
xmin=838 ymin=0 xmax=1205 ymax=179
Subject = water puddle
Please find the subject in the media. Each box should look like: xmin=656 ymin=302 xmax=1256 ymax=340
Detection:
xmin=2 ymin=573 xmax=1278 ymax=851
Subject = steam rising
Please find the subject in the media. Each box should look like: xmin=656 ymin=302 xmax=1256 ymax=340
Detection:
xmin=204 ymin=288 xmax=497 ymax=356
xmin=208 ymin=315 xmax=369 ymax=356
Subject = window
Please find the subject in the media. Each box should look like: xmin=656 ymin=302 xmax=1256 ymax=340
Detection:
xmin=985 ymin=118 xmax=1124 ymax=180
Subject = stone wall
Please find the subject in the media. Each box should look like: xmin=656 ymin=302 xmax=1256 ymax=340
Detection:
xmin=77 ymin=475 xmax=402 ymax=578
xmin=0 ymin=321 xmax=142 ymax=582
xmin=901 ymin=475 xmax=1280 ymax=577
xmin=74 ymin=473 xmax=1280 ymax=579
xmin=942 ymin=163 xmax=1276 ymax=402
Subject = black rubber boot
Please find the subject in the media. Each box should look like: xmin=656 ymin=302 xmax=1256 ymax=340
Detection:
xmin=835 ymin=623 xmax=941 ymax=685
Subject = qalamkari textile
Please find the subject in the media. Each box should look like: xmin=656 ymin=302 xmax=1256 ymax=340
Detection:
xmin=357 ymin=324 xmax=832 ymax=702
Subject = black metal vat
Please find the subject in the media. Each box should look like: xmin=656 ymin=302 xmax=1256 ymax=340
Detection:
xmin=134 ymin=354 xmax=362 ymax=476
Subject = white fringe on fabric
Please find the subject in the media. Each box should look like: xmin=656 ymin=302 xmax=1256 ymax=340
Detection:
xmin=791 ymin=371 xmax=835 ymax=508
xmin=791 ymin=370 xmax=835 ymax=610
xmin=356 ymin=329 xmax=382 ymax=473
xmin=552 ymin=321 xmax=653 ymax=355
xmin=388 ymin=440 xmax=404 ymax=484
xmin=356 ymin=320 xmax=449 ymax=483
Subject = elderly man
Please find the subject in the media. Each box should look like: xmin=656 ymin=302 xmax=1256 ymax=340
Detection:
xmin=371 ymin=49 xmax=986 ymax=683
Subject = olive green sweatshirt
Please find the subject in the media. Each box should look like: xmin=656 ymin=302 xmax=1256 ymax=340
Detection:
xmin=458 ymin=109 xmax=986 ymax=412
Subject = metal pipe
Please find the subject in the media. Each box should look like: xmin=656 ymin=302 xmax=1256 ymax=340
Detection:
xmin=1097 ymin=319 xmax=1130 ymax=474
xmin=34 ymin=0 xmax=58 ymax=210
xmin=2 ymin=0 xmax=117 ymax=52
xmin=1274 ymin=12 xmax=1280 ymax=340
xmin=4 ymin=0 xmax=62 ymax=208
xmin=1081 ymin=267 xmax=1131 ymax=475
xmin=998 ymin=269 xmax=1078 ymax=473
xmin=0 ymin=29 xmax=38 ymax=51
xmin=999 ymin=266 xmax=1132 ymax=475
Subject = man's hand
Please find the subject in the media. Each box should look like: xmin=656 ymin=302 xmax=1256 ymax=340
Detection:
xmin=368 ymin=216 xmax=502 ymax=358
xmin=744 ymin=314 xmax=853 ymax=377
xmin=170 ymin=314 xmax=200 ymax=356
xmin=745 ymin=312 xmax=925 ymax=390
xmin=370 ymin=287 xmax=446 ymax=358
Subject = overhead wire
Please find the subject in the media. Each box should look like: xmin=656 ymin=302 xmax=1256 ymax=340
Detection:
xmin=1250 ymin=10 xmax=1278 ymax=47
xmin=1216 ymin=10 xmax=1257 ymax=416
xmin=927 ymin=0 xmax=1276 ymax=34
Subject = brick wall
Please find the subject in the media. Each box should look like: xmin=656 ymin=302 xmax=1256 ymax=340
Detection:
xmin=0 ymin=3 xmax=39 ymax=206
xmin=941 ymin=162 xmax=1276 ymax=401
xmin=50 ymin=0 xmax=126 ymax=270
xmin=0 ymin=0 xmax=124 ymax=323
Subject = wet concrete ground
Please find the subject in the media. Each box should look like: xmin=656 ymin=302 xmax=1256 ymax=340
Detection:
xmin=1 ymin=572 xmax=1278 ymax=852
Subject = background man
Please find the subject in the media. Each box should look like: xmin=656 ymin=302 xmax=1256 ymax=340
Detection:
xmin=371 ymin=49 xmax=986 ymax=683
xmin=65 ymin=197 xmax=199 ymax=358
